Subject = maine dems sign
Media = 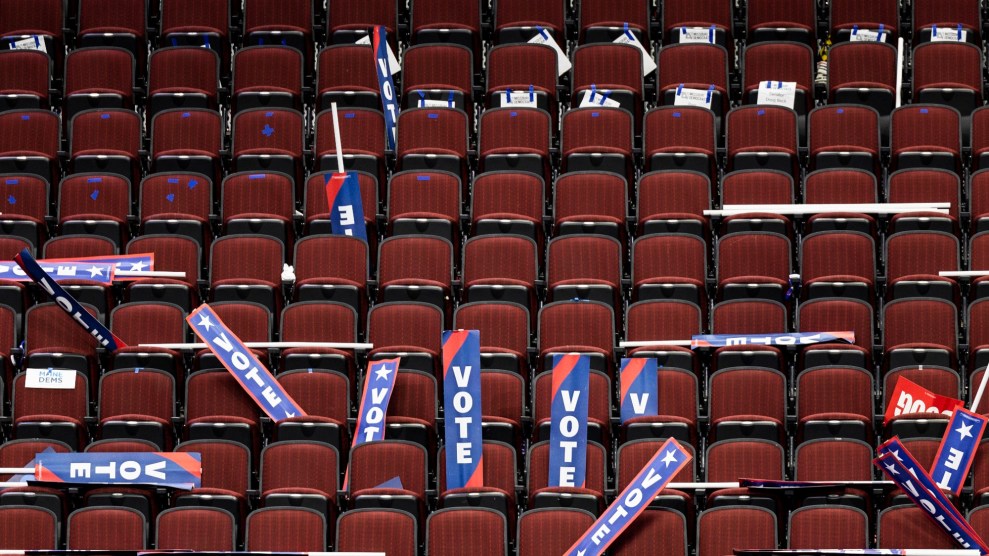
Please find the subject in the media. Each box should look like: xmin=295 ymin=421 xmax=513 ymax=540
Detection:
xmin=187 ymin=303 xmax=306 ymax=421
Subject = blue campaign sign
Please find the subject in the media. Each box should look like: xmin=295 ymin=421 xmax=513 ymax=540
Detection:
xmin=690 ymin=331 xmax=854 ymax=349
xmin=34 ymin=452 xmax=202 ymax=490
xmin=548 ymin=353 xmax=590 ymax=488
xmin=565 ymin=438 xmax=692 ymax=556
xmin=324 ymin=172 xmax=368 ymax=241
xmin=874 ymin=449 xmax=988 ymax=552
xmin=373 ymin=26 xmax=399 ymax=150
xmin=931 ymin=407 xmax=989 ymax=495
xmin=14 ymin=248 xmax=126 ymax=351
xmin=619 ymin=358 xmax=658 ymax=423
xmin=353 ymin=358 xmax=401 ymax=446
xmin=442 ymin=330 xmax=484 ymax=490
xmin=0 ymin=260 xmax=114 ymax=284
xmin=187 ymin=303 xmax=306 ymax=422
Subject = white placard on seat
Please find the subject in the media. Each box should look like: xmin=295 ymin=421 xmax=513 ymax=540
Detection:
xmin=756 ymin=81 xmax=797 ymax=108
xmin=25 ymin=368 xmax=77 ymax=390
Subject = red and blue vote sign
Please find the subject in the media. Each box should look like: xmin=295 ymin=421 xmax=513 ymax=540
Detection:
xmin=0 ymin=253 xmax=154 ymax=284
xmin=187 ymin=303 xmax=306 ymax=422
xmin=620 ymin=358 xmax=658 ymax=423
xmin=690 ymin=331 xmax=854 ymax=349
xmin=324 ymin=172 xmax=367 ymax=241
xmin=14 ymin=248 xmax=127 ymax=351
xmin=931 ymin=407 xmax=988 ymax=494
xmin=353 ymin=358 xmax=400 ymax=446
xmin=549 ymin=353 xmax=590 ymax=488
xmin=442 ymin=330 xmax=484 ymax=489
xmin=876 ymin=437 xmax=989 ymax=552
xmin=373 ymin=25 xmax=399 ymax=150
xmin=564 ymin=437 xmax=692 ymax=556
xmin=33 ymin=452 xmax=202 ymax=490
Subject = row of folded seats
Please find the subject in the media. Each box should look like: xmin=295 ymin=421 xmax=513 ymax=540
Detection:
xmin=0 ymin=295 xmax=987 ymax=461
xmin=7 ymin=493 xmax=989 ymax=554
xmin=7 ymin=435 xmax=989 ymax=553
xmin=4 ymin=0 xmax=977 ymax=75
xmin=1 ymin=0 xmax=983 ymax=116
xmin=3 ymin=102 xmax=987 ymax=251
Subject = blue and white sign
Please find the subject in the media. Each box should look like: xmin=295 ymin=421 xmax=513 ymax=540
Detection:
xmin=564 ymin=438 xmax=692 ymax=556
xmin=931 ymin=407 xmax=988 ymax=495
xmin=0 ymin=260 xmax=114 ymax=284
xmin=34 ymin=452 xmax=202 ymax=490
xmin=187 ymin=303 xmax=306 ymax=422
xmin=15 ymin=248 xmax=126 ymax=351
xmin=24 ymin=368 xmax=77 ymax=389
xmin=372 ymin=26 xmax=399 ymax=150
xmin=620 ymin=358 xmax=658 ymax=424
xmin=548 ymin=353 xmax=590 ymax=488
xmin=324 ymin=172 xmax=368 ymax=241
xmin=691 ymin=331 xmax=854 ymax=349
xmin=353 ymin=358 xmax=400 ymax=446
xmin=442 ymin=330 xmax=484 ymax=490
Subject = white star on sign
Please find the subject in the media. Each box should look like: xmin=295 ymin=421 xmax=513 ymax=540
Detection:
xmin=660 ymin=449 xmax=679 ymax=468
xmin=375 ymin=364 xmax=393 ymax=381
xmin=884 ymin=462 xmax=900 ymax=475
xmin=891 ymin=449 xmax=902 ymax=461
xmin=129 ymin=260 xmax=147 ymax=272
xmin=197 ymin=314 xmax=214 ymax=332
xmin=956 ymin=421 xmax=974 ymax=441
xmin=87 ymin=265 xmax=104 ymax=277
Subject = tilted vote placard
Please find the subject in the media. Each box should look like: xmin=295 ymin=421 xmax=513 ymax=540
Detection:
xmin=690 ymin=331 xmax=854 ymax=349
xmin=353 ymin=358 xmax=401 ymax=447
xmin=619 ymin=358 xmax=658 ymax=423
xmin=34 ymin=452 xmax=201 ymax=490
xmin=876 ymin=437 xmax=989 ymax=552
xmin=549 ymin=353 xmax=590 ymax=488
xmin=14 ymin=248 xmax=127 ymax=351
xmin=324 ymin=171 xmax=368 ymax=241
xmin=930 ymin=407 xmax=988 ymax=494
xmin=564 ymin=437 xmax=693 ymax=556
xmin=372 ymin=26 xmax=399 ymax=150
xmin=442 ymin=330 xmax=484 ymax=489
xmin=187 ymin=303 xmax=306 ymax=422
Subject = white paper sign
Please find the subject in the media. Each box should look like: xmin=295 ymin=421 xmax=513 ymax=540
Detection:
xmin=9 ymin=36 xmax=46 ymax=53
xmin=849 ymin=28 xmax=887 ymax=42
xmin=678 ymin=26 xmax=716 ymax=44
xmin=931 ymin=25 xmax=967 ymax=42
xmin=502 ymin=90 xmax=539 ymax=107
xmin=528 ymin=27 xmax=571 ymax=76
xmin=579 ymin=88 xmax=621 ymax=108
xmin=25 ymin=368 xmax=77 ymax=390
xmin=356 ymin=34 xmax=400 ymax=75
xmin=418 ymin=98 xmax=453 ymax=108
xmin=614 ymin=29 xmax=656 ymax=75
xmin=674 ymin=85 xmax=714 ymax=109
xmin=756 ymin=81 xmax=797 ymax=108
